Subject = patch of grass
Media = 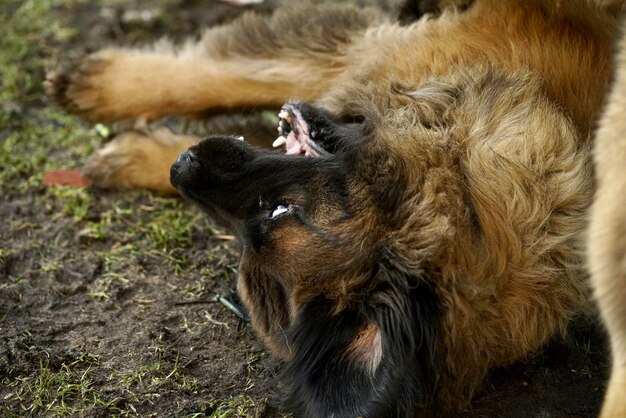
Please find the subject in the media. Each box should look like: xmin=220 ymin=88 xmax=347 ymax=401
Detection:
xmin=119 ymin=349 xmax=194 ymax=390
xmin=87 ymin=243 xmax=140 ymax=301
xmin=0 ymin=105 xmax=98 ymax=195
xmin=2 ymin=353 xmax=101 ymax=416
xmin=0 ymin=0 xmax=99 ymax=194
xmin=140 ymin=197 xmax=201 ymax=272
xmin=87 ymin=271 xmax=129 ymax=301
xmin=81 ymin=219 xmax=109 ymax=240
xmin=39 ymin=258 xmax=63 ymax=272
xmin=81 ymin=199 xmax=148 ymax=242
xmin=0 ymin=247 xmax=8 ymax=266
xmin=2 ymin=347 xmax=202 ymax=417
xmin=98 ymin=244 xmax=139 ymax=270
xmin=179 ymin=244 xmax=239 ymax=297
xmin=246 ymin=351 xmax=265 ymax=375
xmin=48 ymin=186 xmax=92 ymax=221
xmin=104 ymin=347 xmax=199 ymax=414
xmin=146 ymin=199 xmax=194 ymax=251
xmin=1 ymin=1 xmax=80 ymax=105
xmin=199 ymin=394 xmax=293 ymax=418
xmin=204 ymin=395 xmax=258 ymax=418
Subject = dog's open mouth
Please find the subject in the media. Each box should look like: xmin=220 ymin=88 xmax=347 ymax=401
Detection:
xmin=273 ymin=103 xmax=329 ymax=157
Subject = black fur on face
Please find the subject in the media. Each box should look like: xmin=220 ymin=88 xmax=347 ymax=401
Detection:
xmin=170 ymin=136 xmax=350 ymax=235
xmin=280 ymin=248 xmax=440 ymax=418
xmin=171 ymin=102 xmax=442 ymax=418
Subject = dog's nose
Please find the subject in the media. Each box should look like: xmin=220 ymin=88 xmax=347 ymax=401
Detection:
xmin=170 ymin=150 xmax=199 ymax=186
xmin=178 ymin=149 xmax=197 ymax=165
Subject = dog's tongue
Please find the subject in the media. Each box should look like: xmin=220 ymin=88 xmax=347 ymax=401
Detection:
xmin=284 ymin=127 xmax=301 ymax=155
xmin=273 ymin=107 xmax=321 ymax=157
xmin=285 ymin=131 xmax=314 ymax=156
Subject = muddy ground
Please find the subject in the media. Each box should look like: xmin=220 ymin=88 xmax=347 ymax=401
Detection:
xmin=0 ymin=1 xmax=611 ymax=417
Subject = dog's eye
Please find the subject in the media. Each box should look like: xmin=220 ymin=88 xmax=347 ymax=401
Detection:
xmin=271 ymin=205 xmax=289 ymax=218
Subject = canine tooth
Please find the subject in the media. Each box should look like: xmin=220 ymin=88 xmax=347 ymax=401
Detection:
xmin=278 ymin=125 xmax=283 ymax=134
xmin=273 ymin=136 xmax=287 ymax=147
xmin=278 ymin=110 xmax=289 ymax=120
xmin=272 ymin=205 xmax=289 ymax=218
xmin=236 ymin=136 xmax=244 ymax=141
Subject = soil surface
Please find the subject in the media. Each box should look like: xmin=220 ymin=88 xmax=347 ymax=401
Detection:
xmin=0 ymin=1 xmax=611 ymax=417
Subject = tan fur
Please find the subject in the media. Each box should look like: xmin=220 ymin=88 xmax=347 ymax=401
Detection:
xmin=45 ymin=48 xmax=334 ymax=122
xmin=345 ymin=322 xmax=383 ymax=372
xmin=589 ymin=18 xmax=626 ymax=418
xmin=47 ymin=0 xmax=626 ymax=412
xmin=379 ymin=70 xmax=595 ymax=404
xmin=83 ymin=127 xmax=196 ymax=193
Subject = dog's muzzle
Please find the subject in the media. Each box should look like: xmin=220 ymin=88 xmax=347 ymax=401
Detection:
xmin=170 ymin=149 xmax=200 ymax=187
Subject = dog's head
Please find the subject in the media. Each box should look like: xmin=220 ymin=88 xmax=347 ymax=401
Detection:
xmin=171 ymin=102 xmax=442 ymax=417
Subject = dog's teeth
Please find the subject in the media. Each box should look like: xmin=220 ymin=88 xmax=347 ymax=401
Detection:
xmin=273 ymin=136 xmax=287 ymax=147
xmin=278 ymin=110 xmax=289 ymax=120
xmin=278 ymin=125 xmax=283 ymax=134
xmin=272 ymin=205 xmax=289 ymax=218
xmin=236 ymin=136 xmax=244 ymax=141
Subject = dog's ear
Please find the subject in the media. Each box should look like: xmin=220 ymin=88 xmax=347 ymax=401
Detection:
xmin=279 ymin=250 xmax=440 ymax=418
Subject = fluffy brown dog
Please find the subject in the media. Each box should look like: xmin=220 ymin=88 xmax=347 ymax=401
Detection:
xmin=46 ymin=0 xmax=623 ymax=416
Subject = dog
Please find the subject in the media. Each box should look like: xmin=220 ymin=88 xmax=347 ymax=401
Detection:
xmin=46 ymin=0 xmax=624 ymax=416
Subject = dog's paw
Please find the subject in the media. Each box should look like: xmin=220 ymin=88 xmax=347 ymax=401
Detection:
xmin=83 ymin=131 xmax=147 ymax=190
xmin=84 ymin=128 xmax=195 ymax=193
xmin=45 ymin=51 xmax=117 ymax=122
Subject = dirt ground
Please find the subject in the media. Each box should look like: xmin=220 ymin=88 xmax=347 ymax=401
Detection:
xmin=0 ymin=1 xmax=612 ymax=417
